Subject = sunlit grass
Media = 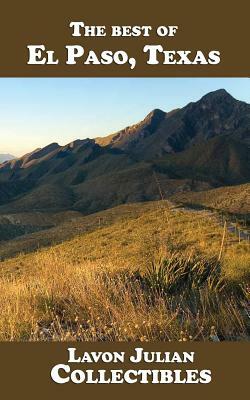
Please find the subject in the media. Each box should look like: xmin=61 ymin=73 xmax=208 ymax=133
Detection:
xmin=0 ymin=201 xmax=249 ymax=341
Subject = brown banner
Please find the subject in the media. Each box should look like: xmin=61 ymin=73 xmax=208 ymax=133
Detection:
xmin=0 ymin=0 xmax=249 ymax=77
xmin=0 ymin=342 xmax=249 ymax=398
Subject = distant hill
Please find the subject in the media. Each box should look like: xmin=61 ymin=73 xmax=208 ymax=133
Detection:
xmin=0 ymin=154 xmax=15 ymax=163
xmin=171 ymin=183 xmax=250 ymax=217
xmin=0 ymin=89 xmax=249 ymax=214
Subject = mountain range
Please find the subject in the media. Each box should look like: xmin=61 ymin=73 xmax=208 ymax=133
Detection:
xmin=0 ymin=89 xmax=249 ymax=215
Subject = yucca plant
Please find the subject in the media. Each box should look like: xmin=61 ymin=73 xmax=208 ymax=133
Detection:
xmin=145 ymin=254 xmax=222 ymax=294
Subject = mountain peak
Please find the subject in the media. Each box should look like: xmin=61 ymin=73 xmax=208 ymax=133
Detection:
xmin=145 ymin=108 xmax=165 ymax=120
xmin=23 ymin=142 xmax=60 ymax=161
xmin=200 ymin=89 xmax=234 ymax=102
xmin=142 ymin=108 xmax=166 ymax=127
xmin=211 ymin=88 xmax=229 ymax=95
xmin=68 ymin=139 xmax=85 ymax=149
xmin=66 ymin=138 xmax=95 ymax=150
xmin=148 ymin=108 xmax=165 ymax=116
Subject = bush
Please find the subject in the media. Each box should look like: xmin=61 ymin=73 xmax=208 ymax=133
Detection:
xmin=144 ymin=255 xmax=223 ymax=294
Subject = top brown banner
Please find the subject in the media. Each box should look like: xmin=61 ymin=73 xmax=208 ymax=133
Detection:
xmin=0 ymin=0 xmax=249 ymax=77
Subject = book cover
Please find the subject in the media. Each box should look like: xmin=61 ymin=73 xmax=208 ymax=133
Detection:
xmin=0 ymin=0 xmax=249 ymax=397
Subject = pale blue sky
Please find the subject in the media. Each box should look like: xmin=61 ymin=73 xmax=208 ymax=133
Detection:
xmin=0 ymin=78 xmax=249 ymax=156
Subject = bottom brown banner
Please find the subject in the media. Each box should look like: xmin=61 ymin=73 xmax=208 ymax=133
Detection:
xmin=0 ymin=342 xmax=248 ymax=398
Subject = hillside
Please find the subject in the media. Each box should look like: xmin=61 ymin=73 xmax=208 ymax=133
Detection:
xmin=0 ymin=202 xmax=155 ymax=260
xmin=0 ymin=89 xmax=249 ymax=215
xmin=0 ymin=200 xmax=249 ymax=341
xmin=154 ymin=136 xmax=250 ymax=185
xmin=1 ymin=199 xmax=249 ymax=277
xmin=171 ymin=183 xmax=250 ymax=216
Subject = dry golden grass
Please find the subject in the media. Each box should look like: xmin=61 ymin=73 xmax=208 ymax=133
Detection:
xmin=0 ymin=255 xmax=249 ymax=342
xmin=2 ymin=202 xmax=249 ymax=277
xmin=0 ymin=201 xmax=249 ymax=341
xmin=170 ymin=183 xmax=250 ymax=216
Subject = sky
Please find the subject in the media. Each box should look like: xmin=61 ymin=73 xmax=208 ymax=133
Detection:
xmin=0 ymin=78 xmax=249 ymax=157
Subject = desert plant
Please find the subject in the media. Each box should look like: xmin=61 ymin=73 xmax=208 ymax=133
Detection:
xmin=144 ymin=254 xmax=222 ymax=294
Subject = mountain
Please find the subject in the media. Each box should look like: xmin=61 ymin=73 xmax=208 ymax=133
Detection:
xmin=0 ymin=154 xmax=15 ymax=163
xmin=154 ymin=135 xmax=250 ymax=185
xmin=96 ymin=89 xmax=250 ymax=159
xmin=0 ymin=89 xmax=249 ymax=214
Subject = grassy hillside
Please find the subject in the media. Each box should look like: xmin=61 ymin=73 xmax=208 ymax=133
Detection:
xmin=0 ymin=210 xmax=82 ymax=243
xmin=0 ymin=202 xmax=156 ymax=259
xmin=1 ymin=200 xmax=249 ymax=277
xmin=171 ymin=183 xmax=250 ymax=217
xmin=0 ymin=200 xmax=249 ymax=341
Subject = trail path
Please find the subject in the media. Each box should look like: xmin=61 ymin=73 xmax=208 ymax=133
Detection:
xmin=168 ymin=200 xmax=250 ymax=244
